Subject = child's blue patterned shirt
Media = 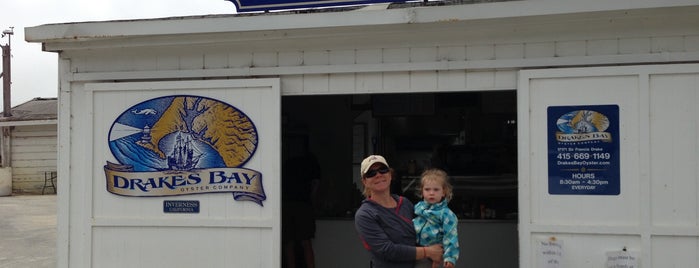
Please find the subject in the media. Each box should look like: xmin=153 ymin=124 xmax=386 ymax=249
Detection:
xmin=413 ymin=199 xmax=460 ymax=265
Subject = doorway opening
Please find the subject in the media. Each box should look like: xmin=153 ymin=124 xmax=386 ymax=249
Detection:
xmin=281 ymin=90 xmax=518 ymax=268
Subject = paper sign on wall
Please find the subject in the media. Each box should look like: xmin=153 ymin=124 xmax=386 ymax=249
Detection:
xmin=606 ymin=250 xmax=638 ymax=268
xmin=538 ymin=238 xmax=563 ymax=268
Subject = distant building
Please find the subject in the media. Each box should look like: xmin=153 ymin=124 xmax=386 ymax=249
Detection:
xmin=0 ymin=97 xmax=57 ymax=194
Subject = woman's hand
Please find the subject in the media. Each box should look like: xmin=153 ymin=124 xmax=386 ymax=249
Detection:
xmin=425 ymin=244 xmax=443 ymax=262
xmin=444 ymin=261 xmax=455 ymax=268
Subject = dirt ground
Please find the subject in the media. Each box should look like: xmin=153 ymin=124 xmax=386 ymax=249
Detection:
xmin=0 ymin=194 xmax=56 ymax=268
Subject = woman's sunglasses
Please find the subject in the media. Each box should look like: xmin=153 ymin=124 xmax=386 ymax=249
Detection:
xmin=364 ymin=167 xmax=390 ymax=178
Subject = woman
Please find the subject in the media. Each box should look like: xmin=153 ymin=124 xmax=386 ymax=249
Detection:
xmin=354 ymin=155 xmax=443 ymax=268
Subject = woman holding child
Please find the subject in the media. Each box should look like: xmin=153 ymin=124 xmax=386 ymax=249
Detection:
xmin=354 ymin=155 xmax=444 ymax=268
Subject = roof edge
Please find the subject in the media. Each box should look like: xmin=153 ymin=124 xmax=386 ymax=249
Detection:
xmin=26 ymin=0 xmax=699 ymax=45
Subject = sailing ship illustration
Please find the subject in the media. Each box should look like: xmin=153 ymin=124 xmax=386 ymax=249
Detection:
xmin=167 ymin=131 xmax=202 ymax=170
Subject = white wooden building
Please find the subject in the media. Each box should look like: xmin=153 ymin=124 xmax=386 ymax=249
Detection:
xmin=0 ymin=97 xmax=58 ymax=195
xmin=25 ymin=0 xmax=699 ymax=267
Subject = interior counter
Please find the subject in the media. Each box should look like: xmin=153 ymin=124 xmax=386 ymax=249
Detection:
xmin=314 ymin=218 xmax=518 ymax=268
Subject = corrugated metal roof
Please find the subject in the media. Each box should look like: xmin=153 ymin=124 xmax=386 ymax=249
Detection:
xmin=0 ymin=97 xmax=57 ymax=122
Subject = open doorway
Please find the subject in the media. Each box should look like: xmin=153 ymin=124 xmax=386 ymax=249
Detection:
xmin=281 ymin=91 xmax=518 ymax=268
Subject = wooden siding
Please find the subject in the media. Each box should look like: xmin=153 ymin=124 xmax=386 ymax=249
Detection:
xmin=65 ymin=32 xmax=699 ymax=95
xmin=60 ymin=6 xmax=699 ymax=96
xmin=11 ymin=124 xmax=58 ymax=194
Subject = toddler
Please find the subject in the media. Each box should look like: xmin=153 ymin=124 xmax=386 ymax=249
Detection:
xmin=413 ymin=169 xmax=460 ymax=268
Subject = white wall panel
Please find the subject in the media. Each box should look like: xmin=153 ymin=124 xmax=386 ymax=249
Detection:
xmin=525 ymin=42 xmax=556 ymax=58
xmin=204 ymin=52 xmax=229 ymax=69
xmin=228 ymin=52 xmax=253 ymax=68
xmin=110 ymin=55 xmax=136 ymax=72
xmin=130 ymin=54 xmax=157 ymax=71
xmin=467 ymin=45 xmax=495 ymax=60
xmin=619 ymin=37 xmax=651 ymax=55
xmin=687 ymin=36 xmax=699 ymax=51
xmin=410 ymin=47 xmax=437 ymax=63
xmin=649 ymin=73 xmax=699 ymax=227
xmin=527 ymin=75 xmax=640 ymax=225
xmin=466 ymin=71 xmax=496 ymax=90
xmin=437 ymin=70 xmax=466 ymax=90
xmin=252 ymin=52 xmax=277 ymax=67
xmin=65 ymin=79 xmax=281 ymax=268
xmin=92 ymin=227 xmax=272 ymax=268
xmin=328 ymin=50 xmax=355 ymax=65
xmin=303 ymin=74 xmax=330 ymax=94
xmin=383 ymin=72 xmax=410 ymax=92
xmin=278 ymin=51 xmax=303 ymax=67
xmin=282 ymin=75 xmax=304 ymax=94
xmin=76 ymin=56 xmax=111 ymax=73
xmin=555 ymin=40 xmax=586 ymax=57
xmin=382 ymin=48 xmax=409 ymax=63
xmin=652 ymin=36 xmax=686 ymax=53
xmin=304 ymin=50 xmax=329 ymax=66
xmin=329 ymin=73 xmax=356 ymax=93
xmin=495 ymin=70 xmax=518 ymax=89
xmin=587 ymin=39 xmax=618 ymax=55
xmin=356 ymin=48 xmax=382 ymax=64
xmin=156 ymin=55 xmax=180 ymax=70
xmin=496 ymin=43 xmax=525 ymax=59
xmin=355 ymin=73 xmax=382 ymax=93
xmin=651 ymin=236 xmax=699 ymax=267
xmin=438 ymin=46 xmax=466 ymax=61
xmin=178 ymin=54 xmax=203 ymax=70
xmin=410 ymin=71 xmax=438 ymax=92
xmin=519 ymin=64 xmax=699 ymax=268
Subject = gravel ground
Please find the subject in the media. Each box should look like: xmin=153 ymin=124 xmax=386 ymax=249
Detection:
xmin=0 ymin=195 xmax=56 ymax=268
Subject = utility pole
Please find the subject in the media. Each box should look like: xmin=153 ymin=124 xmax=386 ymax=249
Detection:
xmin=1 ymin=27 xmax=13 ymax=117
xmin=0 ymin=27 xmax=13 ymax=170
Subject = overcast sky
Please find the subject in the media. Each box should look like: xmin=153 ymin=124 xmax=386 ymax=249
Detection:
xmin=0 ymin=0 xmax=236 ymax=107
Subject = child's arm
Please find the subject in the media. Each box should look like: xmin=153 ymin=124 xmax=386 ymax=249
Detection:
xmin=441 ymin=208 xmax=460 ymax=266
xmin=423 ymin=244 xmax=444 ymax=262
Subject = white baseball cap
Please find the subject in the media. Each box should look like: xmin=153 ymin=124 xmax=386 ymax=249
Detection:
xmin=360 ymin=155 xmax=390 ymax=176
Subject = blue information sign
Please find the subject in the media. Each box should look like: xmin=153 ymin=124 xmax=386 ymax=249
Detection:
xmin=163 ymin=200 xmax=200 ymax=213
xmin=547 ymin=105 xmax=620 ymax=195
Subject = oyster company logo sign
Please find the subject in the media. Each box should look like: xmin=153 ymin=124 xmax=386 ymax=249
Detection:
xmin=547 ymin=105 xmax=620 ymax=195
xmin=104 ymin=95 xmax=266 ymax=205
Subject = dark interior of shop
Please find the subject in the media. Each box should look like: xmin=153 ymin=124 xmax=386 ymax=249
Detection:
xmin=281 ymin=91 xmax=518 ymax=220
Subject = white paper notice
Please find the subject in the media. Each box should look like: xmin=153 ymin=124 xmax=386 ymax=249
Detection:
xmin=538 ymin=239 xmax=563 ymax=268
xmin=606 ymin=250 xmax=638 ymax=268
